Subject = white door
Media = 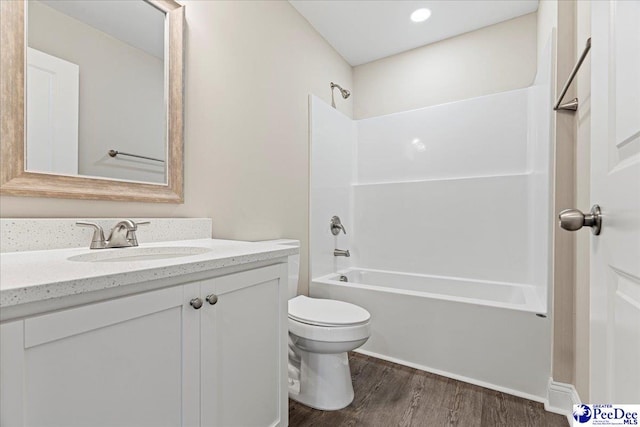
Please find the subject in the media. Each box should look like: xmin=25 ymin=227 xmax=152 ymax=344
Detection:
xmin=590 ymin=0 xmax=640 ymax=403
xmin=26 ymin=47 xmax=79 ymax=175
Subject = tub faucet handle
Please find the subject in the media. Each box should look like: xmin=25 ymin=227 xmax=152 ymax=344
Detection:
xmin=330 ymin=216 xmax=346 ymax=235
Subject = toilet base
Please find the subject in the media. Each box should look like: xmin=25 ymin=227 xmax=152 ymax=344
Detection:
xmin=289 ymin=349 xmax=354 ymax=411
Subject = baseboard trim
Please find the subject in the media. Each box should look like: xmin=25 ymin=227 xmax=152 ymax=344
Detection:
xmin=353 ymin=348 xmax=546 ymax=404
xmin=545 ymin=378 xmax=581 ymax=425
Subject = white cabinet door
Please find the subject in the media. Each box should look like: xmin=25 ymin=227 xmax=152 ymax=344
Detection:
xmin=0 ymin=286 xmax=199 ymax=427
xmin=200 ymin=264 xmax=288 ymax=427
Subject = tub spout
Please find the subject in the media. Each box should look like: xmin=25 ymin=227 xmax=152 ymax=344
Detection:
xmin=334 ymin=249 xmax=350 ymax=257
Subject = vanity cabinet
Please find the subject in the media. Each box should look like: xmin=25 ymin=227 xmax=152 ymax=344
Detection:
xmin=0 ymin=263 xmax=288 ymax=427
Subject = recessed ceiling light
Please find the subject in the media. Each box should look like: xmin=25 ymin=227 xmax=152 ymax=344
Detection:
xmin=410 ymin=8 xmax=431 ymax=23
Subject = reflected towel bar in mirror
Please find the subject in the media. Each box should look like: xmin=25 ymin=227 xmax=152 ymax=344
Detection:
xmin=108 ymin=150 xmax=165 ymax=163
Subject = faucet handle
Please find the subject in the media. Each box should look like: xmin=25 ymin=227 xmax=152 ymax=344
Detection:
xmin=122 ymin=220 xmax=150 ymax=247
xmin=330 ymin=216 xmax=347 ymax=235
xmin=76 ymin=221 xmax=106 ymax=249
xmin=123 ymin=220 xmax=150 ymax=230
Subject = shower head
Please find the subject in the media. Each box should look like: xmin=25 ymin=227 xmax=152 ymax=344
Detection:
xmin=333 ymin=83 xmax=350 ymax=99
xmin=330 ymin=82 xmax=351 ymax=108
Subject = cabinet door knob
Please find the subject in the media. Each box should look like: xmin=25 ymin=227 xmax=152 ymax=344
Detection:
xmin=206 ymin=294 xmax=218 ymax=305
xmin=190 ymin=298 xmax=203 ymax=309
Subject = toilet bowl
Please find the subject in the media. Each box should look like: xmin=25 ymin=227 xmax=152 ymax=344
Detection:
xmin=266 ymin=239 xmax=371 ymax=411
xmin=288 ymin=295 xmax=370 ymax=410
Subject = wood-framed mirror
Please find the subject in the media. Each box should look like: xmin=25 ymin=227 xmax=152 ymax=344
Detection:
xmin=0 ymin=0 xmax=184 ymax=203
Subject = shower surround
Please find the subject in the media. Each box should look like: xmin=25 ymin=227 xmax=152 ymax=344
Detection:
xmin=309 ymin=42 xmax=554 ymax=401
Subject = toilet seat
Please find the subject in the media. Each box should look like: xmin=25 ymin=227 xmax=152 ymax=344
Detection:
xmin=288 ymin=295 xmax=370 ymax=327
xmin=289 ymin=317 xmax=370 ymax=343
xmin=288 ymin=296 xmax=371 ymax=343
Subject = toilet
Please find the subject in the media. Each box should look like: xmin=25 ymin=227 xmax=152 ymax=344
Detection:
xmin=274 ymin=240 xmax=371 ymax=411
xmin=288 ymin=295 xmax=371 ymax=410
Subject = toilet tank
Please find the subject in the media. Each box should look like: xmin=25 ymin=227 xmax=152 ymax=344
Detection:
xmin=259 ymin=239 xmax=300 ymax=299
xmin=287 ymin=252 xmax=300 ymax=299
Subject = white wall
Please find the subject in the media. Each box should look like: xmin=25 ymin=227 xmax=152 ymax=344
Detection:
xmin=537 ymin=0 xmax=558 ymax=68
xmin=353 ymin=174 xmax=531 ymax=284
xmin=353 ymin=12 xmax=537 ymax=119
xmin=28 ymin=1 xmax=166 ymax=183
xmin=528 ymin=33 xmax=555 ymax=309
xmin=1 ymin=0 xmax=354 ymax=296
xmin=309 ymin=96 xmax=355 ymax=279
xmin=356 ymin=89 xmax=529 ymax=183
xmin=353 ymin=89 xmax=540 ymax=287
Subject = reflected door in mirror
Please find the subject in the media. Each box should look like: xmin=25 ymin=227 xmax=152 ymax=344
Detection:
xmin=26 ymin=47 xmax=79 ymax=175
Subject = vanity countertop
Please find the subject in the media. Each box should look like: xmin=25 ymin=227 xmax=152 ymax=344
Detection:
xmin=0 ymin=239 xmax=298 ymax=309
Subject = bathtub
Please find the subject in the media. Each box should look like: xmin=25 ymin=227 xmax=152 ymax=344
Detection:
xmin=310 ymin=268 xmax=551 ymax=401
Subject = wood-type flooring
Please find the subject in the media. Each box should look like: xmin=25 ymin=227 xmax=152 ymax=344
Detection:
xmin=289 ymin=353 xmax=568 ymax=427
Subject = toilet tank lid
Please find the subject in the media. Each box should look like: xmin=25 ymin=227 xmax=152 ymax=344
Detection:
xmin=288 ymin=295 xmax=370 ymax=326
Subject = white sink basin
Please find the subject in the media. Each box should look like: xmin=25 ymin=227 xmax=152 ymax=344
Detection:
xmin=67 ymin=246 xmax=212 ymax=263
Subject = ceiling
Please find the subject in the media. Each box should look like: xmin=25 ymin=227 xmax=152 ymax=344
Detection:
xmin=289 ymin=0 xmax=539 ymax=66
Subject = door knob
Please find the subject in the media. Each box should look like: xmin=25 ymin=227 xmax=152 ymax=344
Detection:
xmin=190 ymin=298 xmax=203 ymax=309
xmin=206 ymin=294 xmax=218 ymax=305
xmin=559 ymin=204 xmax=601 ymax=235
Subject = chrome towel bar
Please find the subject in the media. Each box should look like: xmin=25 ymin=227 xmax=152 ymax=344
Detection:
xmin=554 ymin=37 xmax=591 ymax=112
xmin=108 ymin=149 xmax=164 ymax=163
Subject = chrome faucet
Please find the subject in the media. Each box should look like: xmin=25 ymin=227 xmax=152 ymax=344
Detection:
xmin=334 ymin=249 xmax=350 ymax=257
xmin=76 ymin=220 xmax=149 ymax=249
xmin=108 ymin=220 xmax=141 ymax=248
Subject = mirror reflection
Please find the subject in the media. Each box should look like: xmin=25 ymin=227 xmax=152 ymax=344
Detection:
xmin=26 ymin=0 xmax=167 ymax=184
